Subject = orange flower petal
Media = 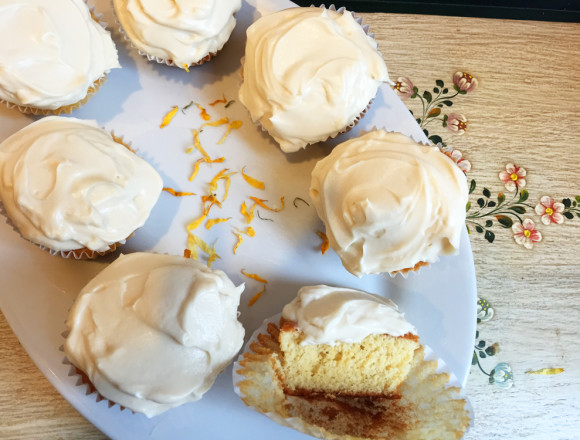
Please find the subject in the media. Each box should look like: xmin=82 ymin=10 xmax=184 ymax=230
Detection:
xmin=217 ymin=120 xmax=242 ymax=144
xmin=233 ymin=231 xmax=243 ymax=254
xmin=317 ymin=230 xmax=329 ymax=255
xmin=244 ymin=226 xmax=255 ymax=237
xmin=249 ymin=196 xmax=284 ymax=212
xmin=200 ymin=117 xmax=229 ymax=130
xmin=182 ymin=63 xmax=190 ymax=72
xmin=184 ymin=249 xmax=192 ymax=259
xmin=160 ymin=106 xmax=178 ymax=128
xmin=241 ymin=201 xmax=255 ymax=224
xmin=241 ymin=269 xmax=268 ymax=284
xmin=206 ymin=217 xmax=231 ymax=229
xmin=189 ymin=159 xmax=204 ymax=182
xmin=187 ymin=212 xmax=207 ymax=231
xmin=248 ymin=285 xmax=266 ymax=307
xmin=196 ymin=103 xmax=211 ymax=121
xmin=163 ymin=187 xmax=196 ymax=197
xmin=241 ymin=167 xmax=265 ymax=190
xmin=209 ymin=94 xmax=227 ymax=106
xmin=187 ymin=129 xmax=210 ymax=159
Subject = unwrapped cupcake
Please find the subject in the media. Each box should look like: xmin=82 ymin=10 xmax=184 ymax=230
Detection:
xmin=0 ymin=0 xmax=120 ymax=115
xmin=235 ymin=285 xmax=470 ymax=439
xmin=0 ymin=117 xmax=163 ymax=259
xmin=113 ymin=0 xmax=241 ymax=69
xmin=238 ymin=6 xmax=390 ymax=153
xmin=310 ymin=130 xmax=469 ymax=277
xmin=65 ymin=252 xmax=246 ymax=417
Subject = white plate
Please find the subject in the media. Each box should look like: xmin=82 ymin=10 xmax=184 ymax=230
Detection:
xmin=0 ymin=1 xmax=476 ymax=439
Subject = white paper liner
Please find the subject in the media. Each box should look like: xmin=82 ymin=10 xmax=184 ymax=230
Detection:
xmin=233 ymin=313 xmax=473 ymax=439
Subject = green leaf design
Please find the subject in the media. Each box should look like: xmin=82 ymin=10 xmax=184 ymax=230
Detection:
xmin=564 ymin=212 xmax=574 ymax=220
xmin=443 ymin=100 xmax=453 ymax=107
xmin=443 ymin=88 xmax=449 ymax=94
xmin=488 ymin=201 xmax=496 ymax=208
xmin=416 ymin=118 xmax=421 ymax=124
xmin=479 ymin=351 xmax=486 ymax=359
xmin=475 ymin=225 xmax=484 ymax=233
xmin=563 ymin=198 xmax=572 ymax=208
xmin=433 ymin=87 xmax=440 ymax=93
xmin=485 ymin=346 xmax=496 ymax=356
xmin=477 ymin=340 xmax=486 ymax=348
xmin=577 ymin=212 xmax=580 ymax=219
xmin=477 ymin=198 xmax=485 ymax=208
xmin=485 ymin=220 xmax=493 ymax=227
xmin=453 ymin=84 xmax=460 ymax=92
xmin=466 ymin=201 xmax=471 ymax=212
xmin=472 ymin=352 xmax=478 ymax=365
xmin=423 ymin=129 xmax=429 ymax=137
xmin=423 ymin=91 xmax=432 ymax=103
xmin=429 ymin=135 xmax=443 ymax=144
xmin=459 ymin=90 xmax=467 ymax=95
xmin=498 ymin=193 xmax=506 ymax=204
xmin=427 ymin=108 xmax=441 ymax=118
xmin=575 ymin=195 xmax=580 ymax=203
xmin=496 ymin=215 xmax=513 ymax=228
xmin=469 ymin=179 xmax=476 ymax=194
xmin=509 ymin=206 xmax=526 ymax=214
xmin=483 ymin=188 xmax=491 ymax=198
xmin=436 ymin=79 xmax=444 ymax=87
xmin=485 ymin=230 xmax=495 ymax=243
xmin=466 ymin=224 xmax=471 ymax=234
xmin=443 ymin=114 xmax=449 ymax=122
xmin=413 ymin=86 xmax=418 ymax=94
xmin=475 ymin=330 xmax=479 ymax=338
xmin=518 ymin=189 xmax=529 ymax=203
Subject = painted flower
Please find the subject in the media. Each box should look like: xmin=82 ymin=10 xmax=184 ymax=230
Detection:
xmin=439 ymin=144 xmax=472 ymax=172
xmin=393 ymin=77 xmax=414 ymax=99
xmin=489 ymin=363 xmax=513 ymax=389
xmin=445 ymin=113 xmax=467 ymax=135
xmin=512 ymin=218 xmax=542 ymax=249
xmin=535 ymin=196 xmax=565 ymax=225
xmin=477 ymin=298 xmax=494 ymax=322
xmin=453 ymin=72 xmax=478 ymax=93
xmin=499 ymin=164 xmax=526 ymax=192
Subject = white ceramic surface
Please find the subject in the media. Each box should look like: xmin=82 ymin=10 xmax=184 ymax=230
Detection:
xmin=0 ymin=0 xmax=476 ymax=439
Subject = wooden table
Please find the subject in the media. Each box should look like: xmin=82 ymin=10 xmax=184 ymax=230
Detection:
xmin=1 ymin=8 xmax=579 ymax=440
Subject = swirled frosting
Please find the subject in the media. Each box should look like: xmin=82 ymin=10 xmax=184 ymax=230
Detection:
xmin=282 ymin=285 xmax=416 ymax=345
xmin=65 ymin=252 xmax=245 ymax=417
xmin=113 ymin=0 xmax=241 ymax=67
xmin=0 ymin=0 xmax=120 ymax=110
xmin=0 ymin=117 xmax=162 ymax=252
xmin=310 ymin=130 xmax=468 ymax=276
xmin=238 ymin=7 xmax=390 ymax=153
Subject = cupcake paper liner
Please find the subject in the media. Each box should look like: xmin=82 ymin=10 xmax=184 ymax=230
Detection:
xmin=234 ymin=314 xmax=472 ymax=440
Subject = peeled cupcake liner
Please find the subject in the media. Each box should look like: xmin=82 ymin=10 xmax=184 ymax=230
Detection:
xmin=0 ymin=132 xmax=140 ymax=260
xmin=233 ymin=313 xmax=472 ymax=440
xmin=1 ymin=5 xmax=114 ymax=116
xmin=111 ymin=0 xmax=223 ymax=69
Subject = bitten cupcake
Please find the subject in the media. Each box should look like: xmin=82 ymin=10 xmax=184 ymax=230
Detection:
xmin=0 ymin=117 xmax=163 ymax=259
xmin=310 ymin=130 xmax=469 ymax=277
xmin=238 ymin=6 xmax=390 ymax=153
xmin=113 ymin=0 xmax=241 ymax=69
xmin=235 ymin=285 xmax=470 ymax=439
xmin=0 ymin=0 xmax=120 ymax=115
xmin=65 ymin=252 xmax=245 ymax=417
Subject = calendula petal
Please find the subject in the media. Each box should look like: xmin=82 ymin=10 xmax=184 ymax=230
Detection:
xmin=162 ymin=187 xmax=196 ymax=197
xmin=209 ymin=94 xmax=227 ymax=106
xmin=241 ymin=167 xmax=265 ymax=190
xmin=248 ymin=285 xmax=266 ymax=307
xmin=233 ymin=232 xmax=243 ymax=254
xmin=217 ymin=120 xmax=242 ymax=144
xmin=249 ymin=196 xmax=284 ymax=212
xmin=187 ymin=212 xmax=207 ymax=231
xmin=206 ymin=217 xmax=230 ymax=229
xmin=317 ymin=230 xmax=330 ymax=255
xmin=241 ymin=269 xmax=267 ymax=284
xmin=241 ymin=201 xmax=255 ymax=224
xmin=160 ymin=106 xmax=178 ymax=128
xmin=196 ymin=103 xmax=211 ymax=121
xmin=200 ymin=117 xmax=229 ymax=130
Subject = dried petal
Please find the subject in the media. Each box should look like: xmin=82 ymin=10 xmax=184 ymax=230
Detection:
xmin=217 ymin=120 xmax=242 ymax=144
xmin=196 ymin=103 xmax=211 ymax=121
xmin=200 ymin=117 xmax=229 ymax=130
xmin=163 ymin=187 xmax=196 ymax=197
xmin=206 ymin=217 xmax=231 ymax=229
xmin=317 ymin=230 xmax=329 ymax=255
xmin=241 ymin=167 xmax=265 ymax=190
xmin=241 ymin=201 xmax=255 ymax=224
xmin=201 ymin=194 xmax=222 ymax=210
xmin=209 ymin=94 xmax=227 ymax=106
xmin=182 ymin=63 xmax=190 ymax=72
xmin=249 ymin=285 xmax=266 ymax=307
xmin=187 ymin=129 xmax=210 ymax=159
xmin=184 ymin=249 xmax=192 ymax=259
xmin=160 ymin=106 xmax=178 ymax=128
xmin=187 ymin=212 xmax=207 ymax=231
xmin=249 ymin=196 xmax=284 ymax=212
xmin=245 ymin=226 xmax=255 ymax=237
xmin=241 ymin=269 xmax=268 ymax=284
xmin=233 ymin=231 xmax=243 ymax=254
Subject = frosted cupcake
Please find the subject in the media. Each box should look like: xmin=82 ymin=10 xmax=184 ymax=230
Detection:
xmin=310 ymin=130 xmax=469 ymax=277
xmin=113 ymin=0 xmax=241 ymax=69
xmin=235 ymin=285 xmax=470 ymax=439
xmin=0 ymin=0 xmax=120 ymax=115
xmin=238 ymin=6 xmax=390 ymax=153
xmin=0 ymin=117 xmax=163 ymax=259
xmin=65 ymin=252 xmax=245 ymax=417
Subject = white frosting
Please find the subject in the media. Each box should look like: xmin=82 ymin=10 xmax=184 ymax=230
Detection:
xmin=0 ymin=117 xmax=162 ymax=252
xmin=113 ymin=0 xmax=241 ymax=67
xmin=282 ymin=285 xmax=416 ymax=345
xmin=65 ymin=252 xmax=245 ymax=417
xmin=0 ymin=0 xmax=120 ymax=110
xmin=238 ymin=7 xmax=390 ymax=153
xmin=310 ymin=130 xmax=469 ymax=276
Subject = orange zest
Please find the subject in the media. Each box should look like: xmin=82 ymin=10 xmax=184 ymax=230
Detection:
xmin=249 ymin=196 xmax=285 ymax=212
xmin=241 ymin=167 xmax=265 ymax=190
xmin=217 ymin=120 xmax=242 ymax=144
xmin=206 ymin=217 xmax=230 ymax=229
xmin=196 ymin=103 xmax=211 ymax=121
xmin=163 ymin=187 xmax=196 ymax=197
xmin=209 ymin=94 xmax=227 ymax=106
xmin=248 ymin=285 xmax=266 ymax=307
xmin=241 ymin=269 xmax=268 ymax=284
xmin=160 ymin=106 xmax=178 ymax=128
xmin=317 ymin=230 xmax=330 ymax=255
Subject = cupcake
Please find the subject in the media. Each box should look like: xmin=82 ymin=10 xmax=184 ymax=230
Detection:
xmin=310 ymin=130 xmax=469 ymax=277
xmin=65 ymin=252 xmax=245 ymax=417
xmin=113 ymin=0 xmax=241 ymax=69
xmin=238 ymin=6 xmax=390 ymax=153
xmin=235 ymin=285 xmax=470 ymax=439
xmin=0 ymin=117 xmax=163 ymax=259
xmin=0 ymin=0 xmax=120 ymax=115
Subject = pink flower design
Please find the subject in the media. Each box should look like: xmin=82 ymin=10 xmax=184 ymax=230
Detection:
xmin=439 ymin=144 xmax=472 ymax=172
xmin=499 ymin=164 xmax=526 ymax=192
xmin=445 ymin=113 xmax=467 ymax=135
xmin=512 ymin=219 xmax=542 ymax=249
xmin=393 ymin=77 xmax=414 ymax=99
xmin=453 ymin=72 xmax=478 ymax=93
xmin=535 ymin=196 xmax=565 ymax=225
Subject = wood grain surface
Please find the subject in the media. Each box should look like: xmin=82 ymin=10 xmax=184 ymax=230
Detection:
xmin=1 ymin=11 xmax=579 ymax=440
